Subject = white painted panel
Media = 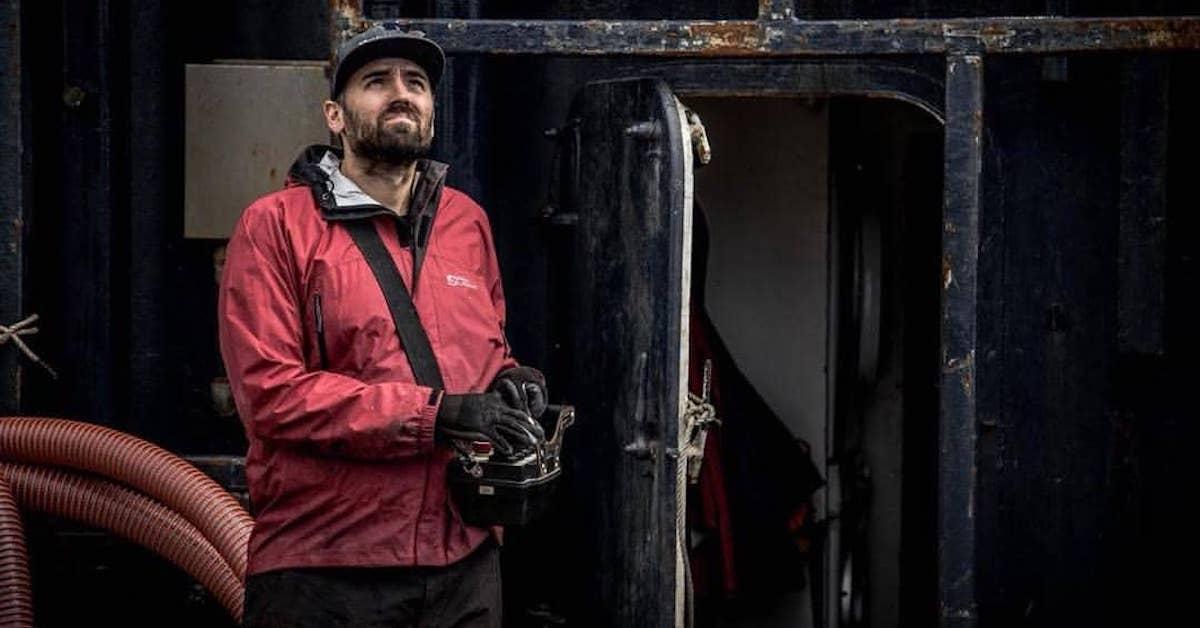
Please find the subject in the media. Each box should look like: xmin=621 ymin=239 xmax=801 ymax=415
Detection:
xmin=185 ymin=63 xmax=329 ymax=239
xmin=682 ymin=96 xmax=829 ymax=467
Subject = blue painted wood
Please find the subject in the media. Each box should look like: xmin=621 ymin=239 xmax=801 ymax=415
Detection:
xmin=939 ymin=50 xmax=983 ymax=628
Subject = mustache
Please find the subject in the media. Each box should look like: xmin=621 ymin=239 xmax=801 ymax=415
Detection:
xmin=379 ymin=101 xmax=421 ymax=123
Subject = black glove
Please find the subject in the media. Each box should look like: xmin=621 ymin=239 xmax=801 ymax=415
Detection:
xmin=489 ymin=366 xmax=548 ymax=419
xmin=436 ymin=391 xmax=545 ymax=455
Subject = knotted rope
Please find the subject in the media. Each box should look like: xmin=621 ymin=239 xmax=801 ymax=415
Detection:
xmin=0 ymin=314 xmax=57 ymax=379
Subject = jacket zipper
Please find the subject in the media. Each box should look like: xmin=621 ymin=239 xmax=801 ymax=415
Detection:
xmin=313 ymin=292 xmax=330 ymax=370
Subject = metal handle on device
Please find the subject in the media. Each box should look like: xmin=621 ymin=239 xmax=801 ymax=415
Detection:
xmin=543 ymin=405 xmax=575 ymax=460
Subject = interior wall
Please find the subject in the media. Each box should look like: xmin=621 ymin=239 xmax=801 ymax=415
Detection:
xmin=681 ymin=96 xmax=829 ymax=466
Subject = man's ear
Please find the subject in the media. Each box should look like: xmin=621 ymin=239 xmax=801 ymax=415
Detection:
xmin=323 ymin=100 xmax=345 ymax=136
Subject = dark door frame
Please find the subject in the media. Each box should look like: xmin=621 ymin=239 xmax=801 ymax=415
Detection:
xmin=614 ymin=55 xmax=947 ymax=628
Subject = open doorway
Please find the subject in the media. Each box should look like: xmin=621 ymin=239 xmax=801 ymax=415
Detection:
xmin=673 ymin=95 xmax=943 ymax=628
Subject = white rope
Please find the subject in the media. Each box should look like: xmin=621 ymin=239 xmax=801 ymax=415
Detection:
xmin=0 ymin=314 xmax=58 ymax=379
xmin=678 ymin=360 xmax=716 ymax=628
xmin=681 ymin=360 xmax=718 ymax=484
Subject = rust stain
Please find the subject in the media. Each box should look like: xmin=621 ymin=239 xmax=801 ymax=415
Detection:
xmin=1109 ymin=18 xmax=1200 ymax=48
xmin=329 ymin=0 xmax=364 ymax=19
xmin=686 ymin=22 xmax=765 ymax=55
xmin=1145 ymin=29 xmax=1174 ymax=47
xmin=942 ymin=17 xmax=1199 ymax=53
xmin=944 ymin=351 xmax=975 ymax=401
xmin=1028 ymin=17 xmax=1200 ymax=51
xmin=978 ymin=22 xmax=1015 ymax=43
xmin=328 ymin=0 xmax=367 ymax=52
xmin=942 ymin=254 xmax=953 ymax=290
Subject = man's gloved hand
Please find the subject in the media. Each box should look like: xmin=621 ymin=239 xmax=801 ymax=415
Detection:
xmin=489 ymin=366 xmax=549 ymax=419
xmin=436 ymin=391 xmax=545 ymax=455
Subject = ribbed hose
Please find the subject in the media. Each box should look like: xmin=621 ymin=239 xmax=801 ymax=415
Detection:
xmin=0 ymin=476 xmax=33 ymax=628
xmin=0 ymin=417 xmax=252 ymax=579
xmin=0 ymin=463 xmax=243 ymax=621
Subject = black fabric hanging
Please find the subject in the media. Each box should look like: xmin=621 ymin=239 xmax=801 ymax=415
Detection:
xmin=342 ymin=219 xmax=445 ymax=390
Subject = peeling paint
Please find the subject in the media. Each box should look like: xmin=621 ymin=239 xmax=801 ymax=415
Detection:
xmin=688 ymin=22 xmax=763 ymax=55
xmin=1146 ymin=29 xmax=1175 ymax=47
xmin=944 ymin=350 xmax=975 ymax=401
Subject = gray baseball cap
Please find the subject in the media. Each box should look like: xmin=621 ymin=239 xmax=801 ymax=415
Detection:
xmin=330 ymin=23 xmax=445 ymax=99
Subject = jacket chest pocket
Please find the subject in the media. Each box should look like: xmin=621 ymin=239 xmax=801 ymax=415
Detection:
xmin=307 ymin=257 xmax=399 ymax=373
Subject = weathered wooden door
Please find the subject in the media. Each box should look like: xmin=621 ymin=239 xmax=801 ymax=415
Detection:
xmin=563 ymin=78 xmax=693 ymax=627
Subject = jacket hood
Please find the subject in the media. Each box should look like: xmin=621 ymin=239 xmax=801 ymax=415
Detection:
xmin=287 ymin=144 xmax=449 ymax=224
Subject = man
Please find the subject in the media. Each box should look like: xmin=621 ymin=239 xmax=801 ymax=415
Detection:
xmin=218 ymin=24 xmax=548 ymax=627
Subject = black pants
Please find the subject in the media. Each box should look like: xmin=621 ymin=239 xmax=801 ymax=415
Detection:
xmin=243 ymin=541 xmax=501 ymax=628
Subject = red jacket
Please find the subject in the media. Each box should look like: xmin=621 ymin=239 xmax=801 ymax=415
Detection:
xmin=218 ymin=147 xmax=515 ymax=575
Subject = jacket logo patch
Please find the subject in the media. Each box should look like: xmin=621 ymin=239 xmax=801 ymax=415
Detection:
xmin=446 ymin=274 xmax=478 ymax=290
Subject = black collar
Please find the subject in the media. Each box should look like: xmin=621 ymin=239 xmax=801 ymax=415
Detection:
xmin=287 ymin=145 xmax=449 ymax=225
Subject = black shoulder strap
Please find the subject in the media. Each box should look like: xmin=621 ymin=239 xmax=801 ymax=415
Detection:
xmin=342 ymin=220 xmax=445 ymax=389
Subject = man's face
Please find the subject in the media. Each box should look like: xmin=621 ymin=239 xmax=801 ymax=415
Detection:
xmin=327 ymin=57 xmax=435 ymax=165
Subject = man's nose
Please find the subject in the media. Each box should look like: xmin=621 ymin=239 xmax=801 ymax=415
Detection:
xmin=387 ymin=75 xmax=420 ymax=99
xmin=385 ymin=95 xmax=417 ymax=114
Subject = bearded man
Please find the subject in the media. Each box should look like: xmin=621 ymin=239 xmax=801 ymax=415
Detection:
xmin=218 ymin=24 xmax=547 ymax=627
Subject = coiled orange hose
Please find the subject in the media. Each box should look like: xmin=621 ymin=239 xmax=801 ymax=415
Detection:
xmin=0 ymin=463 xmax=243 ymax=621
xmin=0 ymin=476 xmax=32 ymax=628
xmin=0 ymin=417 xmax=252 ymax=579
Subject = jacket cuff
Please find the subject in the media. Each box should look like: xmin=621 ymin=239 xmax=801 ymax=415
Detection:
xmin=416 ymin=388 xmax=442 ymax=450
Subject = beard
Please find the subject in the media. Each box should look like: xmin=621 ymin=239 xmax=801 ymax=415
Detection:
xmin=342 ymin=102 xmax=432 ymax=166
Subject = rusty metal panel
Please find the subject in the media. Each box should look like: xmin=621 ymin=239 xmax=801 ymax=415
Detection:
xmin=184 ymin=63 xmax=329 ymax=239
xmin=383 ymin=16 xmax=1200 ymax=57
